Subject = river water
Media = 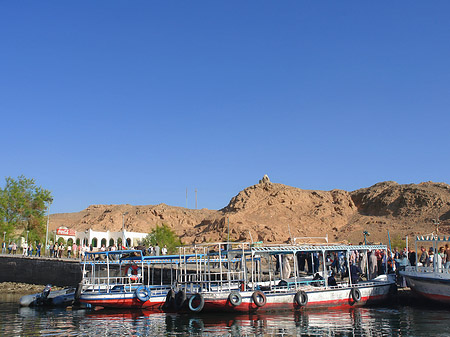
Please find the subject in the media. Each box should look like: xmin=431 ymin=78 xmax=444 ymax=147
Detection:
xmin=1 ymin=294 xmax=449 ymax=336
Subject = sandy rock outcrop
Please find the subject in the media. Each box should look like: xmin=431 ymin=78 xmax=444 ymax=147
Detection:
xmin=49 ymin=177 xmax=450 ymax=245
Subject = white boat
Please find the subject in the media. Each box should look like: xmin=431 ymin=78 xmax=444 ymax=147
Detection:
xmin=174 ymin=241 xmax=396 ymax=313
xmin=400 ymin=235 xmax=450 ymax=304
xmin=78 ymin=250 xmax=178 ymax=310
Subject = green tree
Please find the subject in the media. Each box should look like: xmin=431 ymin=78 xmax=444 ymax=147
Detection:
xmin=141 ymin=224 xmax=182 ymax=254
xmin=0 ymin=175 xmax=52 ymax=243
xmin=390 ymin=235 xmax=406 ymax=250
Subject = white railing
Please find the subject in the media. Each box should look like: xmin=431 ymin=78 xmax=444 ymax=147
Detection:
xmin=405 ymin=265 xmax=450 ymax=274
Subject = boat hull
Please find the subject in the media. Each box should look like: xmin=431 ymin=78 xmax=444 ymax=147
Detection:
xmin=401 ymin=271 xmax=450 ymax=304
xmin=191 ymin=282 xmax=393 ymax=313
xmin=19 ymin=288 xmax=75 ymax=307
xmin=79 ymin=292 xmax=166 ymax=309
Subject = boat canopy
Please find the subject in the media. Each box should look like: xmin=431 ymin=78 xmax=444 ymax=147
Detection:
xmin=251 ymin=244 xmax=388 ymax=255
xmin=81 ymin=249 xmax=201 ymax=265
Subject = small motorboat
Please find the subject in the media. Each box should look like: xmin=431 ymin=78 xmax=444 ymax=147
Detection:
xmin=19 ymin=284 xmax=77 ymax=307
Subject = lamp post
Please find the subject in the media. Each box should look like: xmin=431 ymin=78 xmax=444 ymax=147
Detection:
xmin=45 ymin=201 xmax=51 ymax=256
xmin=3 ymin=232 xmax=5 ymax=243
xmin=363 ymin=231 xmax=370 ymax=245
xmin=2 ymin=232 xmax=5 ymax=254
xmin=26 ymin=230 xmax=29 ymax=255
xmin=122 ymin=212 xmax=128 ymax=249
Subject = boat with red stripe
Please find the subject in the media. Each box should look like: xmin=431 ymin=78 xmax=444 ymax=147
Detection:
xmin=78 ymin=250 xmax=180 ymax=310
xmin=400 ymin=234 xmax=450 ymax=305
xmin=172 ymin=240 xmax=396 ymax=313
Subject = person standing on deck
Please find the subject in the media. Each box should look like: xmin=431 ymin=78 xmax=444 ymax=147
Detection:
xmin=368 ymin=251 xmax=378 ymax=279
xmin=359 ymin=251 xmax=367 ymax=276
xmin=408 ymin=248 xmax=416 ymax=266
xmin=418 ymin=246 xmax=428 ymax=266
xmin=444 ymin=244 xmax=450 ymax=269
xmin=350 ymin=261 xmax=362 ymax=284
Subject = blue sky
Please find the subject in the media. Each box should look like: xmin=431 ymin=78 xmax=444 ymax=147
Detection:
xmin=1 ymin=1 xmax=449 ymax=214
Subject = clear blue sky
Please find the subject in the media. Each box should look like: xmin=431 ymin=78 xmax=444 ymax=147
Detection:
xmin=1 ymin=2 xmax=449 ymax=214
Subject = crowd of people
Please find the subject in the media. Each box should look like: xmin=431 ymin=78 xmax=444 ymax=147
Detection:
xmin=417 ymin=244 xmax=450 ymax=269
xmin=1 ymin=241 xmax=99 ymax=259
xmin=271 ymin=244 xmax=450 ymax=288
xmin=0 ymin=241 xmax=171 ymax=260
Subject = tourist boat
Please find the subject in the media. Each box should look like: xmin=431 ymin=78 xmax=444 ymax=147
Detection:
xmin=400 ymin=235 xmax=450 ymax=304
xmin=19 ymin=284 xmax=76 ymax=307
xmin=78 ymin=249 xmax=180 ymax=309
xmin=173 ymin=241 xmax=396 ymax=313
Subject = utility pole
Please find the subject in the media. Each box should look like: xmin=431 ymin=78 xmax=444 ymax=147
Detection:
xmin=122 ymin=212 xmax=128 ymax=248
xmin=227 ymin=217 xmax=230 ymax=243
xmin=186 ymin=188 xmax=188 ymax=208
xmin=195 ymin=188 xmax=197 ymax=209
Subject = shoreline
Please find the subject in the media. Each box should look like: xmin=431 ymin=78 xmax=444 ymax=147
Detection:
xmin=0 ymin=282 xmax=64 ymax=294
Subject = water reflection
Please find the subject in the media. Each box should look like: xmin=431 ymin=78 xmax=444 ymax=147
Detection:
xmin=1 ymin=300 xmax=450 ymax=336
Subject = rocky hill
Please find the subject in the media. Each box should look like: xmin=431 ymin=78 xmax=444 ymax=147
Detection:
xmin=49 ymin=176 xmax=450 ymax=245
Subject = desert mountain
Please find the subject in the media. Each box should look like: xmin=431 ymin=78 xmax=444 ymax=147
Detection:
xmin=49 ymin=176 xmax=450 ymax=245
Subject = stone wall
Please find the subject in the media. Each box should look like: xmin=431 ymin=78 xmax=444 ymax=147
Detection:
xmin=0 ymin=256 xmax=82 ymax=287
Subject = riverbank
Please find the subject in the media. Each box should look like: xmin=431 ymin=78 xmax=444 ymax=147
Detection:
xmin=0 ymin=282 xmax=64 ymax=294
xmin=0 ymin=255 xmax=82 ymax=286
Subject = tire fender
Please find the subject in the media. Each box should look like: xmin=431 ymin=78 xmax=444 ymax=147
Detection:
xmin=351 ymin=287 xmax=361 ymax=302
xmin=135 ymin=285 xmax=150 ymax=302
xmin=252 ymin=290 xmax=266 ymax=307
xmin=188 ymin=293 xmax=205 ymax=313
xmin=175 ymin=290 xmax=187 ymax=309
xmin=294 ymin=290 xmax=308 ymax=306
xmin=228 ymin=292 xmax=242 ymax=306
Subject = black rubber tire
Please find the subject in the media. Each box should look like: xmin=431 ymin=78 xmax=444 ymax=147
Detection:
xmin=252 ymin=290 xmax=266 ymax=307
xmin=351 ymin=287 xmax=361 ymax=302
xmin=175 ymin=290 xmax=187 ymax=310
xmin=188 ymin=293 xmax=205 ymax=313
xmin=228 ymin=292 xmax=242 ymax=306
xmin=163 ymin=289 xmax=175 ymax=311
xmin=294 ymin=290 xmax=308 ymax=306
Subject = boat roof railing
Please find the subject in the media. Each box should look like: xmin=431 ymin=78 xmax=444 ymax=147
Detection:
xmin=251 ymin=244 xmax=388 ymax=254
xmin=178 ymin=241 xmax=388 ymax=255
xmin=186 ymin=241 xmax=250 ymax=247
xmin=84 ymin=249 xmax=143 ymax=257
xmin=416 ymin=234 xmax=450 ymax=242
xmin=81 ymin=250 xmax=205 ymax=265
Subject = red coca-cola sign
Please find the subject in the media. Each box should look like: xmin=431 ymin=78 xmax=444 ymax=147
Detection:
xmin=56 ymin=228 xmax=76 ymax=236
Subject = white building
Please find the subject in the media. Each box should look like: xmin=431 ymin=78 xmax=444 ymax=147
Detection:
xmin=55 ymin=227 xmax=148 ymax=250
